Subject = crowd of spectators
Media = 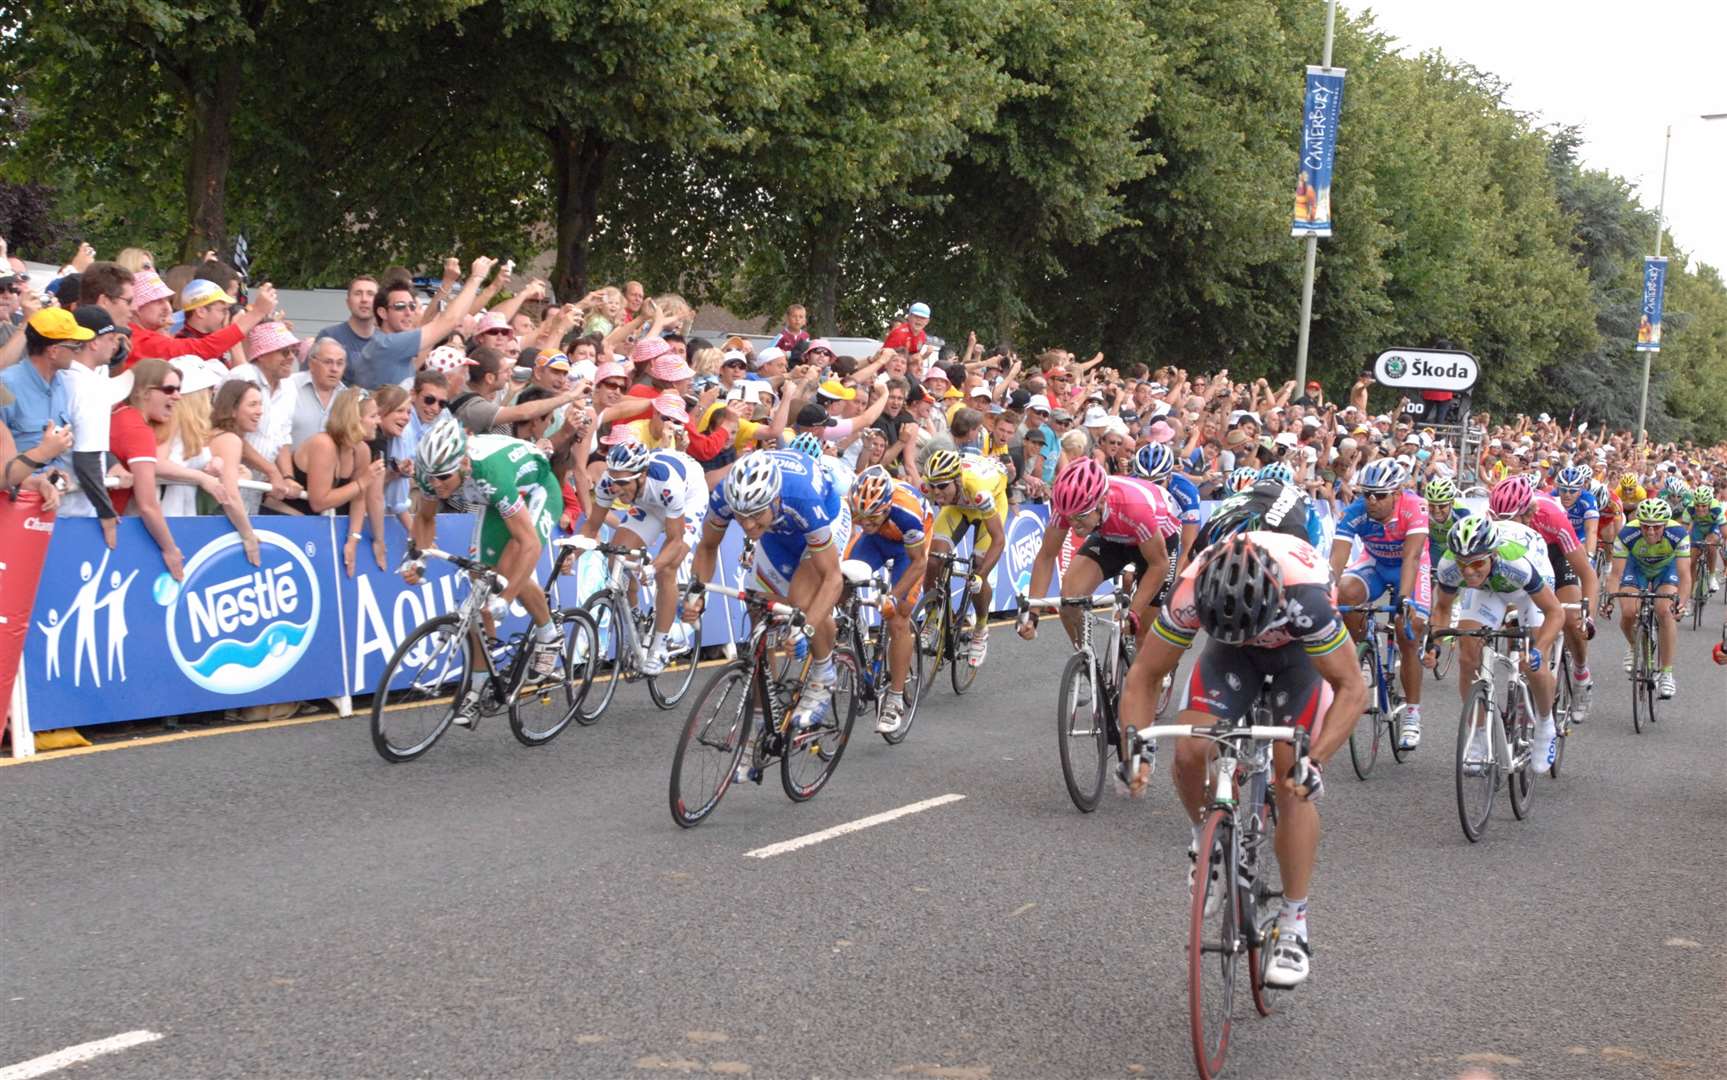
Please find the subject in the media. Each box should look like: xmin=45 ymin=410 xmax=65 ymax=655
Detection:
xmin=3 ymin=237 xmax=1725 ymax=592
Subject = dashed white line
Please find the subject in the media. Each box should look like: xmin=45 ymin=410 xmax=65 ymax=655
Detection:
xmin=744 ymin=794 xmax=966 ymax=858
xmin=0 ymin=1031 xmax=164 ymax=1080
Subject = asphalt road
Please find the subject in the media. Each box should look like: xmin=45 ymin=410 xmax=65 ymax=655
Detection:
xmin=4 ymin=614 xmax=1725 ymax=1080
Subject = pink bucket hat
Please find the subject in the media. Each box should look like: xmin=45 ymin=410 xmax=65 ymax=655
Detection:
xmin=648 ymin=351 xmax=694 ymax=382
xmin=474 ymin=312 xmax=512 ymax=336
xmin=132 ymin=270 xmax=174 ymax=306
xmin=593 ymin=361 xmax=630 ymax=385
xmin=630 ymin=336 xmax=672 ymax=367
xmin=245 ymin=320 xmax=302 ymax=358
xmin=424 ymin=345 xmax=476 ymax=375
xmin=651 ymin=390 xmax=689 ymax=424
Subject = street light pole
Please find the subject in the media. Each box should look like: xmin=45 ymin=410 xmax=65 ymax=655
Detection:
xmin=1291 ymin=0 xmax=1338 ymax=394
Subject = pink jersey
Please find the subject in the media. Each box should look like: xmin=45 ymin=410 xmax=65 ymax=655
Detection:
xmin=1335 ymin=489 xmax=1429 ymax=564
xmin=1056 ymin=476 xmax=1179 ymax=546
xmin=1523 ymin=492 xmax=1582 ymax=554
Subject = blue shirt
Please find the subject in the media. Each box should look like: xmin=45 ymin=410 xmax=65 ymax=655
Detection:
xmin=349 ymin=327 xmax=422 ymax=390
xmin=708 ymin=450 xmax=842 ymax=548
xmin=319 ymin=321 xmax=376 ymax=378
xmin=1036 ymin=423 xmax=1059 ymax=486
xmin=0 ymin=360 xmax=73 ymax=472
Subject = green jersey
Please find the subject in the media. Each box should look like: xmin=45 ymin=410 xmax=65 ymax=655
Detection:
xmin=452 ymin=434 xmax=563 ymax=567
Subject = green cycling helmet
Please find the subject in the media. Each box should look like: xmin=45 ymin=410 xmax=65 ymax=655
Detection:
xmin=1633 ymin=497 xmax=1671 ymax=526
xmin=1450 ymin=514 xmax=1499 ymax=560
xmin=1424 ymin=477 xmax=1459 ymax=504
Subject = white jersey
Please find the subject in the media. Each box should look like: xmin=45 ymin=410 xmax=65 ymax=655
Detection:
xmin=596 ymin=449 xmax=705 ymax=521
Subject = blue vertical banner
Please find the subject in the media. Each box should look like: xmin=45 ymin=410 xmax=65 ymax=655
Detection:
xmin=1292 ymin=66 xmax=1347 ymax=238
xmin=1635 ymin=256 xmax=1668 ymax=352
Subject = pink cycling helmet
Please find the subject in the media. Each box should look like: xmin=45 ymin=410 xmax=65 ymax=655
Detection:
xmin=1488 ymin=475 xmax=1534 ymax=518
xmin=1052 ymin=458 xmax=1109 ymax=520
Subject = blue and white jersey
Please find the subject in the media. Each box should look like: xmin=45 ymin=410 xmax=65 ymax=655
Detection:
xmin=1561 ymin=489 xmax=1599 ymax=542
xmin=1163 ymin=472 xmax=1202 ymax=526
xmin=1434 ymin=548 xmax=1550 ymax=597
xmin=708 ymin=450 xmax=844 ymax=550
xmin=596 ymin=450 xmax=705 ymax=522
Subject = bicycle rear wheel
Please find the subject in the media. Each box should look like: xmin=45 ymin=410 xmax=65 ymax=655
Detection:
xmin=372 ymin=614 xmax=469 ymax=763
xmin=1433 ymin=638 xmax=1455 ymax=680
xmin=648 ymin=615 xmax=705 ymax=710
xmin=669 ymin=662 xmax=754 ymax=828
xmin=1507 ymin=695 xmax=1534 ymax=820
xmin=1550 ymin=652 xmax=1573 ymax=779
xmin=1189 ymin=809 xmax=1240 ymax=1080
xmin=879 ymin=626 xmax=926 ymax=746
xmin=1455 ymin=686 xmax=1496 ymax=843
xmin=1384 ymin=640 xmax=1410 ymax=764
xmin=912 ymin=594 xmax=949 ymax=703
xmin=509 ymin=607 xmax=600 ymax=746
xmin=1693 ymin=571 xmax=1707 ymax=631
xmin=1348 ymin=643 xmax=1381 ymax=780
xmin=1056 ymin=652 xmax=1107 ymax=812
xmin=579 ymin=593 xmax=627 ymax=722
xmin=781 ymin=648 xmax=859 ymax=802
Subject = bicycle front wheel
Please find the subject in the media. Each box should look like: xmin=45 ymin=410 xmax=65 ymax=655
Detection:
xmin=669 ymin=662 xmax=754 ymax=828
xmin=1550 ymin=653 xmax=1573 ymax=779
xmin=372 ymin=614 xmax=469 ymax=763
xmin=911 ymin=594 xmax=949 ymax=703
xmin=579 ymin=593 xmax=627 ymax=722
xmin=879 ymin=625 xmax=926 ymax=746
xmin=509 ymin=607 xmax=600 ymax=747
xmin=648 ymin=616 xmax=705 ymax=710
xmin=781 ymin=648 xmax=859 ymax=802
xmin=1631 ymin=622 xmax=1653 ymax=734
xmin=1348 ymin=643 xmax=1380 ymax=780
xmin=1693 ymin=571 xmax=1707 ymax=631
xmin=1056 ymin=651 xmax=1107 ymax=812
xmin=1455 ymin=685 xmax=1496 ymax=843
xmin=1189 ymin=809 xmax=1240 ymax=1080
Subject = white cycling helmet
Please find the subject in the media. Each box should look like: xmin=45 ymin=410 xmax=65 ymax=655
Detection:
xmin=414 ymin=414 xmax=468 ymax=494
xmin=1359 ymin=457 xmax=1407 ymax=492
xmin=725 ymin=452 xmax=783 ymax=515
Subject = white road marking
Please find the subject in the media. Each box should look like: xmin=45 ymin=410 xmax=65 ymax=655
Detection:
xmin=0 ymin=1031 xmax=164 ymax=1080
xmin=744 ymin=794 xmax=966 ymax=858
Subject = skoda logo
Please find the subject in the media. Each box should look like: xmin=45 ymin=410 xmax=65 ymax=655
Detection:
xmin=1384 ymin=355 xmax=1407 ymax=379
xmin=159 ymin=530 xmax=321 ymax=694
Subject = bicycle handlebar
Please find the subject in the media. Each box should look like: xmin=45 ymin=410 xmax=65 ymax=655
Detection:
xmin=552 ymin=535 xmax=647 ymax=563
xmin=406 ymin=546 xmax=509 ymax=592
xmin=1019 ymin=593 xmax=1122 ymax=614
xmin=1431 ymin=626 xmax=1529 ymax=641
xmin=696 ymin=581 xmax=806 ymax=626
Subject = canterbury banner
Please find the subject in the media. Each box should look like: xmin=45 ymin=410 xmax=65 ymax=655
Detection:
xmin=1292 ymin=66 xmax=1347 ymax=238
xmin=1636 ymin=256 xmax=1669 ymax=352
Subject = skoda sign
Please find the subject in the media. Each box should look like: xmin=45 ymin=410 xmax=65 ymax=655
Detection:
xmin=160 ymin=530 xmax=321 ymax=694
xmin=1373 ymin=348 xmax=1478 ymax=392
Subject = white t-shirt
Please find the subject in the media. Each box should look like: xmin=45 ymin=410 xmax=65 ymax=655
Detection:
xmin=63 ymin=361 xmax=113 ymax=454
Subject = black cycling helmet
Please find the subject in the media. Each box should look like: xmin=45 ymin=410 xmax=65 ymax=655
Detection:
xmin=1194 ymin=535 xmax=1285 ymax=644
xmin=1197 ymin=480 xmax=1315 ymax=551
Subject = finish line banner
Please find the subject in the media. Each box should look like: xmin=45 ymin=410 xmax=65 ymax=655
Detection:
xmin=1292 ymin=66 xmax=1346 ymax=238
xmin=1636 ymin=256 xmax=1668 ymax=352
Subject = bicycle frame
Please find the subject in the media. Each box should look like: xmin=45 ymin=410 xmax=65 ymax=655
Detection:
xmin=1461 ymin=629 xmax=1536 ymax=773
xmin=1024 ymin=590 xmax=1130 ymax=709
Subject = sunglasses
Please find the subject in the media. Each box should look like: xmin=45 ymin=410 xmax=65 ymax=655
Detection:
xmin=1365 ymin=489 xmax=1397 ymax=500
xmin=420 ymin=394 xmax=448 ymax=408
xmin=599 ymin=380 xmax=629 ymax=392
xmin=722 ymin=360 xmax=747 ymax=368
xmin=154 ymin=382 xmax=182 ymax=396
xmin=1460 ymin=556 xmax=1493 ymax=572
xmin=386 ymin=300 xmax=419 ymax=312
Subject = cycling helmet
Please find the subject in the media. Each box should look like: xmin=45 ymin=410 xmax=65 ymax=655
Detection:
xmin=787 ymin=432 xmax=824 ymax=459
xmin=1051 ymin=458 xmax=1108 ymax=520
xmin=724 ymin=452 xmax=783 ymax=515
xmin=851 ymin=465 xmax=895 ymax=518
xmin=413 ymin=414 xmax=468 ymax=494
xmin=1663 ymin=477 xmax=1689 ymax=500
xmin=1358 ymin=457 xmax=1407 ymax=492
xmin=1577 ymin=463 xmax=1595 ymax=482
xmin=1589 ymin=480 xmax=1610 ymax=504
xmin=1449 ymin=514 xmax=1499 ymax=560
xmin=1555 ymin=464 xmax=1590 ymax=491
xmin=924 ymin=448 xmax=963 ymax=484
xmin=1194 ymin=535 xmax=1285 ymax=645
xmin=1228 ymin=466 xmax=1258 ymax=493
xmin=605 ymin=439 xmax=653 ymax=474
xmin=1199 ymin=480 xmax=1326 ymax=551
xmin=1134 ymin=442 xmax=1175 ymax=482
xmin=1424 ymin=477 xmax=1459 ymax=504
xmin=1618 ymin=472 xmax=1642 ymax=492
xmin=1257 ymin=462 xmax=1295 ymax=486
xmin=1633 ymin=497 xmax=1671 ymax=525
xmin=1488 ymin=475 xmax=1535 ymax=518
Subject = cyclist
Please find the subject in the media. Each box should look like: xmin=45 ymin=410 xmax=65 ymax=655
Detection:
xmin=1608 ymin=497 xmax=1690 ymax=699
xmin=1121 ymin=532 xmax=1366 ymax=988
xmin=1488 ymin=475 xmax=1599 ymax=719
xmin=1227 ymin=466 xmax=1258 ymax=494
xmin=1421 ymin=477 xmax=1469 ymax=667
xmin=403 ymin=415 xmax=565 ymax=726
xmin=1684 ymin=488 xmax=1723 ymax=594
xmin=1134 ymin=442 xmax=1201 ymax=575
xmin=1330 ymin=458 xmax=1430 ymax=751
xmin=688 ymin=450 xmax=850 ymax=729
xmin=1594 ymin=479 xmax=1623 ymax=560
xmin=921 ymin=449 xmax=1009 ymax=667
xmin=1554 ymin=464 xmax=1600 ymax=563
xmin=1198 ymin=477 xmax=1327 ymax=552
xmin=1616 ymin=472 xmax=1647 ymax=508
xmin=846 ymin=465 xmax=934 ymax=735
xmin=1430 ymin=516 xmax=1566 ymax=769
xmin=1018 ymin=458 xmax=1175 ymax=653
xmin=788 ymin=431 xmax=857 ymax=500
xmin=579 ymin=439 xmax=707 ymax=674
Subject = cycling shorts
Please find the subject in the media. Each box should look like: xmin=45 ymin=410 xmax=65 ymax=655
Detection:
xmin=753 ymin=503 xmax=853 ymax=596
xmin=1074 ymin=532 xmax=1172 ymax=607
xmin=1545 ymin=541 xmax=1579 ymax=591
xmin=616 ymin=495 xmax=708 ymax=552
xmin=1343 ymin=559 xmax=1432 ymax=618
xmin=845 ymin=530 xmax=926 ymax=606
xmin=1179 ymin=640 xmax=1334 ymax=738
xmin=1620 ymin=561 xmax=1681 ymax=591
xmin=1456 ymin=588 xmax=1545 ymax=632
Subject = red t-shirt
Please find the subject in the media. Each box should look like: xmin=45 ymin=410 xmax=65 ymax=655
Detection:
xmin=108 ymin=405 xmax=159 ymax=516
xmin=126 ymin=322 xmax=244 ymax=367
xmin=883 ymin=322 xmax=926 ymax=355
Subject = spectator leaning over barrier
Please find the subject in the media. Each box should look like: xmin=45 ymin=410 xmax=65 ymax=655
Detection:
xmin=206 ymin=380 xmax=267 ymax=566
xmin=368 ymin=384 xmax=416 ymax=530
xmin=157 ymin=357 xmax=227 ymax=517
xmin=279 ymin=387 xmax=387 ymax=575
xmin=110 ymin=359 xmax=191 ymax=579
xmin=315 ymin=275 xmax=379 ymax=369
xmin=0 ymin=385 xmax=65 ymax=511
xmin=227 ymin=321 xmax=307 ymax=510
xmin=350 ymin=256 xmax=496 ymax=390
xmin=288 ymin=337 xmax=349 ymax=450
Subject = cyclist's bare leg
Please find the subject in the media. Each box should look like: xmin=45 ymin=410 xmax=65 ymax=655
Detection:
xmin=787 ymin=556 xmax=838 ymax=663
xmin=1337 ymin=575 xmax=1369 ymax=641
xmin=1396 ymin=611 xmax=1426 ymax=705
xmin=1557 ymin=582 xmax=1586 ymax=672
xmin=886 ymin=607 xmax=914 ymax=692
xmin=1170 ymin=719 xmax=1216 ymax=825
xmin=1058 ymin=555 xmax=1107 ymax=647
xmin=1454 ymin=621 xmax=1487 ymax=703
xmin=1656 ymin=584 xmax=1679 ymax=666
xmin=1618 ymin=594 xmax=1640 ymax=645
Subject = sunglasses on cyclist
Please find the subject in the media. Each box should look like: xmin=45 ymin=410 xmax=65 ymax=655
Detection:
xmin=1365 ymin=489 xmax=1397 ymax=501
xmin=1459 ymin=555 xmax=1493 ymax=573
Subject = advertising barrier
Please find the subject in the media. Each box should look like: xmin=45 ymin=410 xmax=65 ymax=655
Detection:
xmin=13 ymin=495 xmax=1354 ymax=753
xmin=1 ymin=490 xmax=58 ymax=745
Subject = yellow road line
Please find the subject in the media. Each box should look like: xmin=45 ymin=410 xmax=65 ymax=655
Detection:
xmin=1 ymin=614 xmax=1025 ymax=766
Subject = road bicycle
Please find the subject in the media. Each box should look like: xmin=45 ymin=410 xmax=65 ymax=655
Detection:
xmin=1425 ymin=570 xmax=1456 ymax=680
xmin=1690 ymin=538 xmax=1719 ymax=631
xmin=569 ymin=536 xmax=704 ymax=719
xmin=1339 ymin=604 xmax=1412 ymax=779
xmin=1546 ymin=602 xmax=1592 ymax=779
xmin=668 ymin=582 xmax=858 ymax=827
xmin=1021 ymin=590 xmax=1136 ymax=812
xmin=1432 ymin=624 xmax=1539 ymax=842
xmin=1612 ymin=587 xmax=1677 ymax=734
xmin=1122 ymin=708 xmax=1309 ymax=1080
xmin=836 ymin=560 xmax=926 ymax=745
xmin=370 ymin=545 xmax=600 ymax=762
xmin=913 ymin=548 xmax=986 ymax=699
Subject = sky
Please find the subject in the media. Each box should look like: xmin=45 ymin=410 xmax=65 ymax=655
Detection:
xmin=1344 ymin=0 xmax=1727 ymax=272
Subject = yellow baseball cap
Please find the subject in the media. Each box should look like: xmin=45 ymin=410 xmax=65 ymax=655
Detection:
xmin=27 ymin=308 xmax=95 ymax=342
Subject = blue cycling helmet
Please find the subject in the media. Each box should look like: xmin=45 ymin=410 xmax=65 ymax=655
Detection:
xmin=1556 ymin=464 xmax=1590 ymax=491
xmin=1257 ymin=462 xmax=1295 ymax=486
xmin=787 ymin=432 xmax=824 ymax=459
xmin=1359 ymin=457 xmax=1408 ymax=492
xmin=605 ymin=439 xmax=653 ymax=474
xmin=1134 ymin=443 xmax=1175 ymax=482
